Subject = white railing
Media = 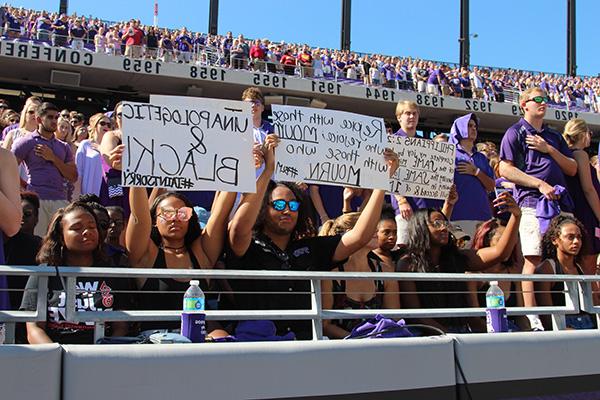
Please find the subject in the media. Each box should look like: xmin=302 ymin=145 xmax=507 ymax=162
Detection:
xmin=1 ymin=265 xmax=599 ymax=343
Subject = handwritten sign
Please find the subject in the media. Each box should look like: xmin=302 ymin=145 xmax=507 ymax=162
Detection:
xmin=271 ymin=105 xmax=389 ymax=189
xmin=121 ymin=96 xmax=255 ymax=192
xmin=388 ymin=135 xmax=455 ymax=200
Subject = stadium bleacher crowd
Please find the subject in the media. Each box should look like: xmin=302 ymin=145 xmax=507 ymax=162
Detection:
xmin=0 ymin=4 xmax=600 ymax=345
xmin=2 ymin=4 xmax=600 ymax=113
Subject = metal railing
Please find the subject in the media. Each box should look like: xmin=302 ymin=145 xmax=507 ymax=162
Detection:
xmin=2 ymin=265 xmax=600 ymax=343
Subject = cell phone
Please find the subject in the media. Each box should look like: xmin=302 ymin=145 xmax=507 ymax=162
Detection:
xmin=595 ymin=227 xmax=600 ymax=240
xmin=494 ymin=187 xmax=511 ymax=211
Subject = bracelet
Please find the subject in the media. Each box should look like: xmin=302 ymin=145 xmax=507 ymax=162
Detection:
xmin=474 ymin=168 xmax=481 ymax=176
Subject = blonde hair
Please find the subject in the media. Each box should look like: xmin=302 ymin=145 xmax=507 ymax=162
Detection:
xmin=88 ymin=113 xmax=108 ymax=143
xmin=563 ymin=118 xmax=589 ymax=147
xmin=519 ymin=87 xmax=546 ymax=106
xmin=395 ymin=100 xmax=418 ymax=118
xmin=19 ymin=103 xmax=38 ymax=129
xmin=318 ymin=212 xmax=360 ymax=236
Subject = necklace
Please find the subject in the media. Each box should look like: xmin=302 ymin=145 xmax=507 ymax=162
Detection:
xmin=161 ymin=244 xmax=187 ymax=254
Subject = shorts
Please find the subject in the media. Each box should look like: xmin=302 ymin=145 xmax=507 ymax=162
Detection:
xmin=519 ymin=207 xmax=573 ymax=257
xmin=426 ymin=83 xmax=439 ymax=95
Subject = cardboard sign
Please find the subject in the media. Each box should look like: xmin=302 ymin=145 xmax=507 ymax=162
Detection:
xmin=272 ymin=105 xmax=389 ymax=189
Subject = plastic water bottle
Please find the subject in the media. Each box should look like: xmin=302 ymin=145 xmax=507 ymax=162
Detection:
xmin=183 ymin=280 xmax=205 ymax=311
xmin=181 ymin=280 xmax=206 ymax=342
xmin=485 ymin=281 xmax=508 ymax=333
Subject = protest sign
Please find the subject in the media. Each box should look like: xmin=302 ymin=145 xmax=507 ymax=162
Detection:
xmin=388 ymin=135 xmax=455 ymax=200
xmin=121 ymin=96 xmax=255 ymax=192
xmin=271 ymin=105 xmax=389 ymax=189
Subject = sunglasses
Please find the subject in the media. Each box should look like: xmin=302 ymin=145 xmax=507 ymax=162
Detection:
xmin=271 ymin=199 xmax=300 ymax=212
xmin=26 ymin=110 xmax=36 ymax=114
xmin=429 ymin=219 xmax=450 ymax=230
xmin=116 ymin=112 xmax=123 ymax=118
xmin=98 ymin=121 xmax=110 ymax=127
xmin=158 ymin=206 xmax=193 ymax=222
xmin=526 ymin=96 xmax=549 ymax=104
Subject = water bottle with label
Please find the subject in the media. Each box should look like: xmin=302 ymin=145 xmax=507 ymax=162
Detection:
xmin=485 ymin=281 xmax=508 ymax=333
xmin=181 ymin=280 xmax=206 ymax=342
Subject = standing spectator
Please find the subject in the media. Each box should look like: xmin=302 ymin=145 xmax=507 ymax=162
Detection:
xmin=122 ymin=20 xmax=144 ymax=59
xmin=175 ymin=27 xmax=192 ymax=63
xmin=470 ymin=67 xmax=485 ymax=99
xmin=51 ymin=14 xmax=68 ymax=47
xmin=159 ymin=30 xmax=174 ymax=63
xmin=499 ymin=87 xmax=577 ymax=321
xmin=75 ymin=113 xmax=109 ymax=197
xmin=280 ymin=49 xmax=296 ymax=76
xmin=298 ymin=45 xmax=313 ymax=78
xmin=69 ymin=19 xmax=86 ymax=51
xmin=490 ymin=73 xmax=505 ymax=102
xmin=94 ymin=26 xmax=106 ymax=53
xmin=2 ymin=102 xmax=39 ymax=150
xmin=145 ymin=27 xmax=158 ymax=59
xmin=35 ymin=12 xmax=52 ymax=42
xmin=460 ymin=70 xmax=472 ymax=98
xmin=562 ymin=119 xmax=600 ymax=270
xmin=448 ymin=113 xmax=496 ymax=241
xmin=11 ymin=102 xmax=77 ymax=237
xmin=0 ymin=145 xmax=23 ymax=343
xmin=390 ymin=101 xmax=443 ymax=245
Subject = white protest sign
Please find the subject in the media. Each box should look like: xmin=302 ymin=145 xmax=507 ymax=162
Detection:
xmin=121 ymin=96 xmax=255 ymax=192
xmin=388 ymin=135 xmax=455 ymax=200
xmin=271 ymin=105 xmax=389 ymax=189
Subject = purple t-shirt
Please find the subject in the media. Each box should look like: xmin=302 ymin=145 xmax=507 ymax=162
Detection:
xmin=499 ymin=118 xmax=573 ymax=209
xmin=390 ymin=129 xmax=444 ymax=214
xmin=451 ymin=147 xmax=493 ymax=221
xmin=12 ymin=131 xmax=73 ymax=200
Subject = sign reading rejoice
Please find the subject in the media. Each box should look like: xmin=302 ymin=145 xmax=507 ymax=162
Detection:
xmin=121 ymin=96 xmax=255 ymax=192
xmin=272 ymin=105 xmax=389 ymax=190
xmin=388 ymin=135 xmax=456 ymax=200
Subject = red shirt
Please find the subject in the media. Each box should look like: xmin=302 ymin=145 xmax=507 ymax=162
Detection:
xmin=249 ymin=45 xmax=266 ymax=60
xmin=280 ymin=54 xmax=296 ymax=66
xmin=124 ymin=28 xmax=144 ymax=46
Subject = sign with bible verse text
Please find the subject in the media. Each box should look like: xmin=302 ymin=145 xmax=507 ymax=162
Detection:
xmin=388 ymin=135 xmax=456 ymax=200
xmin=121 ymin=96 xmax=255 ymax=192
xmin=271 ymin=105 xmax=389 ymax=189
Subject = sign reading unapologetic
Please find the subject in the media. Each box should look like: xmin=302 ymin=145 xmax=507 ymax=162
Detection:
xmin=271 ymin=105 xmax=389 ymax=189
xmin=121 ymin=96 xmax=255 ymax=192
xmin=388 ymin=135 xmax=456 ymax=200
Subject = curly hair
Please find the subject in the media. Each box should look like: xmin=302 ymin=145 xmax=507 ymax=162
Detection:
xmin=254 ymin=180 xmax=317 ymax=240
xmin=37 ymin=202 xmax=108 ymax=266
xmin=404 ymin=208 xmax=466 ymax=273
xmin=149 ymin=192 xmax=202 ymax=247
xmin=541 ymin=215 xmax=588 ymax=264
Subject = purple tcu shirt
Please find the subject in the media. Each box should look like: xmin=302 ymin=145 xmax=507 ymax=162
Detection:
xmin=12 ymin=131 xmax=73 ymax=200
xmin=499 ymin=118 xmax=573 ymax=210
xmin=390 ymin=128 xmax=444 ymax=214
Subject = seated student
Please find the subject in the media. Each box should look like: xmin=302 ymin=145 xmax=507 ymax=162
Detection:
xmin=5 ymin=191 xmax=43 ymax=308
xmin=320 ymin=211 xmax=400 ymax=339
xmin=397 ymin=191 xmax=521 ymax=333
xmin=126 ymin=184 xmax=235 ymax=334
xmin=226 ymin=135 xmax=399 ymax=340
xmin=21 ymin=202 xmax=131 ymax=344
xmin=467 ymin=218 xmax=529 ymax=331
xmin=371 ymin=204 xmax=401 ymax=267
xmin=535 ymin=215 xmax=597 ymax=330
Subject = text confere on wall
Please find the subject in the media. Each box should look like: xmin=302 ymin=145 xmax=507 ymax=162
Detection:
xmin=121 ymin=96 xmax=255 ymax=192
xmin=272 ymin=105 xmax=390 ymax=190
xmin=387 ymin=135 xmax=456 ymax=200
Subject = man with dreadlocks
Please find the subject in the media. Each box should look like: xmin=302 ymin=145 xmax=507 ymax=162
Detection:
xmin=225 ymin=134 xmax=399 ymax=340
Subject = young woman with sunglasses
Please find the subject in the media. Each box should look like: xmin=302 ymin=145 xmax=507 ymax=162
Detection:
xmin=127 ymin=186 xmax=236 ymax=332
xmin=75 ymin=113 xmax=111 ymax=198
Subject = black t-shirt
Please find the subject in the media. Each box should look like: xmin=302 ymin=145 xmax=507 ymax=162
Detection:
xmin=225 ymin=233 xmax=342 ymax=339
xmin=4 ymin=232 xmax=42 ymax=307
xmin=20 ymin=274 xmax=133 ymax=344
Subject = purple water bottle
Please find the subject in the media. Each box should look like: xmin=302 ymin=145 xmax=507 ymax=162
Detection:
xmin=485 ymin=281 xmax=508 ymax=333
